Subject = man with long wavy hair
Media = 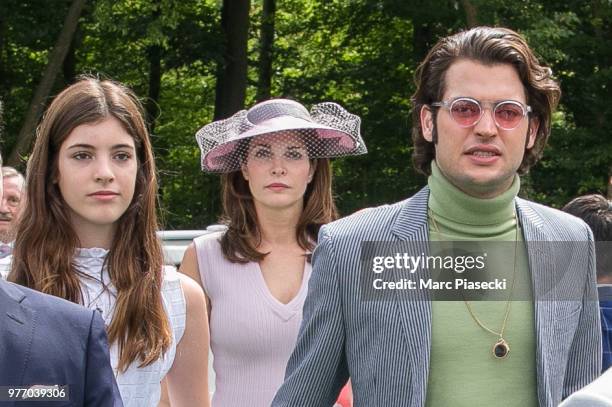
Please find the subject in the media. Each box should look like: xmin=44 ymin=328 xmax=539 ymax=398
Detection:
xmin=0 ymin=149 xmax=122 ymax=406
xmin=273 ymin=27 xmax=600 ymax=407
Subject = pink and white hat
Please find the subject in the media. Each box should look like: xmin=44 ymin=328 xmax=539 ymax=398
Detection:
xmin=195 ymin=98 xmax=366 ymax=173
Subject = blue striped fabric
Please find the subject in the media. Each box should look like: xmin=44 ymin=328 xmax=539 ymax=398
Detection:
xmin=271 ymin=186 xmax=601 ymax=407
xmin=599 ymin=285 xmax=612 ymax=372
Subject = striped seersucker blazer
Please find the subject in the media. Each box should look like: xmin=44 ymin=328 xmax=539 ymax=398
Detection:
xmin=272 ymin=187 xmax=602 ymax=407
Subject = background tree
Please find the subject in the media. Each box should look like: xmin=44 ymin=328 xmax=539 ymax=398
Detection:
xmin=0 ymin=0 xmax=610 ymax=228
xmin=214 ymin=0 xmax=250 ymax=119
xmin=256 ymin=0 xmax=275 ymax=101
xmin=8 ymin=0 xmax=85 ymax=165
xmin=145 ymin=0 xmax=163 ymax=132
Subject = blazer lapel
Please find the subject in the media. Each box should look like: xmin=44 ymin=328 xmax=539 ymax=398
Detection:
xmin=384 ymin=193 xmax=562 ymax=405
xmin=390 ymin=186 xmax=432 ymax=404
xmin=0 ymin=280 xmax=35 ymax=384
xmin=516 ymin=199 xmax=554 ymax=407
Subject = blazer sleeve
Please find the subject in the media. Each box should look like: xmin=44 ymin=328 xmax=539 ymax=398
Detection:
xmin=84 ymin=311 xmax=123 ymax=407
xmin=562 ymin=224 xmax=602 ymax=399
xmin=272 ymin=226 xmax=349 ymax=406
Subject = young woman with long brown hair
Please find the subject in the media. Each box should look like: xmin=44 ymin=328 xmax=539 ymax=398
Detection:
xmin=9 ymin=77 xmax=210 ymax=407
xmin=180 ymin=98 xmax=365 ymax=406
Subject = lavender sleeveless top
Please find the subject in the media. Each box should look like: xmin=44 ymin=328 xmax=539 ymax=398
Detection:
xmin=194 ymin=232 xmax=311 ymax=407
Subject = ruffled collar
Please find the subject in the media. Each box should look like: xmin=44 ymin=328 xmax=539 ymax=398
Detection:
xmin=75 ymin=247 xmax=109 ymax=258
xmin=74 ymin=247 xmax=109 ymax=279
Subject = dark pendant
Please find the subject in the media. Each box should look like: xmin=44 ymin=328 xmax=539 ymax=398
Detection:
xmin=493 ymin=338 xmax=510 ymax=359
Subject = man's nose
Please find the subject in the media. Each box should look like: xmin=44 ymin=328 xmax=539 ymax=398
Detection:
xmin=473 ymin=108 xmax=498 ymax=138
xmin=0 ymin=200 xmax=11 ymax=214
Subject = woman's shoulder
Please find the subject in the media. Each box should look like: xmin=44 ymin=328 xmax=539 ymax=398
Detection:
xmin=161 ymin=265 xmax=185 ymax=301
xmin=162 ymin=264 xmax=180 ymax=282
xmin=165 ymin=271 xmax=205 ymax=331
xmin=192 ymin=230 xmax=226 ymax=262
xmin=176 ymin=272 xmax=206 ymax=303
xmin=193 ymin=229 xmax=225 ymax=247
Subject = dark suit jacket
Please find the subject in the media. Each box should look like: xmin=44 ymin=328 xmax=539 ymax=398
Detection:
xmin=0 ymin=279 xmax=122 ymax=406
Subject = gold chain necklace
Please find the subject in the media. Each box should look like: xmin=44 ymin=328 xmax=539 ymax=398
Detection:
xmin=428 ymin=209 xmax=518 ymax=359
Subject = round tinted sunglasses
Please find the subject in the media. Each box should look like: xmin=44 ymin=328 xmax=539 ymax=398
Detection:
xmin=431 ymin=97 xmax=532 ymax=130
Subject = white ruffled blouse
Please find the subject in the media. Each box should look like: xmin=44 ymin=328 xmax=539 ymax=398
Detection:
xmin=74 ymin=248 xmax=186 ymax=407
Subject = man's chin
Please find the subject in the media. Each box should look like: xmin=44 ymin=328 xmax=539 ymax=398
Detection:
xmin=461 ymin=174 xmax=515 ymax=198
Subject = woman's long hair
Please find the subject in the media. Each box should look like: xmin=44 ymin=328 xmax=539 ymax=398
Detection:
xmin=219 ymin=156 xmax=338 ymax=263
xmin=9 ymin=77 xmax=170 ymax=372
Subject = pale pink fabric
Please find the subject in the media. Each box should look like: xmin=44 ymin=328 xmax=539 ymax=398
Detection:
xmin=194 ymin=232 xmax=311 ymax=407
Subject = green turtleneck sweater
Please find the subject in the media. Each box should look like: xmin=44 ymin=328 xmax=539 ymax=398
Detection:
xmin=424 ymin=161 xmax=537 ymax=407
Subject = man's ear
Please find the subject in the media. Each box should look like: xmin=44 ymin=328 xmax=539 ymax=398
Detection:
xmin=526 ymin=118 xmax=539 ymax=149
xmin=421 ymin=105 xmax=434 ymax=142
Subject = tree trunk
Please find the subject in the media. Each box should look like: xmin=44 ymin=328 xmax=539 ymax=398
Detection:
xmin=8 ymin=0 xmax=86 ymax=166
xmin=62 ymin=31 xmax=78 ymax=85
xmin=0 ymin=97 xmax=4 ymax=141
xmin=608 ymin=166 xmax=612 ymax=201
xmin=591 ymin=0 xmax=607 ymax=129
xmin=592 ymin=0 xmax=609 ymax=199
xmin=461 ymin=0 xmax=478 ymax=28
xmin=0 ymin=13 xmax=5 ymax=84
xmin=0 ymin=14 xmax=5 ymax=138
xmin=256 ymin=0 xmax=275 ymax=102
xmin=412 ymin=21 xmax=433 ymax=65
xmin=146 ymin=44 xmax=162 ymax=133
xmin=214 ymin=0 xmax=250 ymax=120
xmin=146 ymin=0 xmax=162 ymax=133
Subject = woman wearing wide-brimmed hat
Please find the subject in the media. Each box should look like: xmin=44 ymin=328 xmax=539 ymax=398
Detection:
xmin=180 ymin=98 xmax=366 ymax=406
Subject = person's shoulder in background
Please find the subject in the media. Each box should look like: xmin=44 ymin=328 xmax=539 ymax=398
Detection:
xmin=559 ymin=368 xmax=612 ymax=407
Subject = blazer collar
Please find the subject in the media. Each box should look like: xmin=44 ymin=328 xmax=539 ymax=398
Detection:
xmin=390 ymin=189 xmax=557 ymax=406
xmin=388 ymin=186 xmax=432 ymax=405
xmin=515 ymin=198 xmax=559 ymax=406
xmin=0 ymin=279 xmax=34 ymax=384
xmin=516 ymin=198 xmax=546 ymax=237
xmin=0 ymin=279 xmax=28 ymax=322
xmin=390 ymin=188 xmax=554 ymax=242
xmin=391 ymin=186 xmax=430 ymax=242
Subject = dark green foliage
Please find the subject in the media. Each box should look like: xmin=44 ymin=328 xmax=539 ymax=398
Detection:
xmin=0 ymin=0 xmax=610 ymax=228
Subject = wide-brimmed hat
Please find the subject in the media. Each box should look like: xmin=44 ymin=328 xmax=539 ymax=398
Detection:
xmin=195 ymin=98 xmax=366 ymax=173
